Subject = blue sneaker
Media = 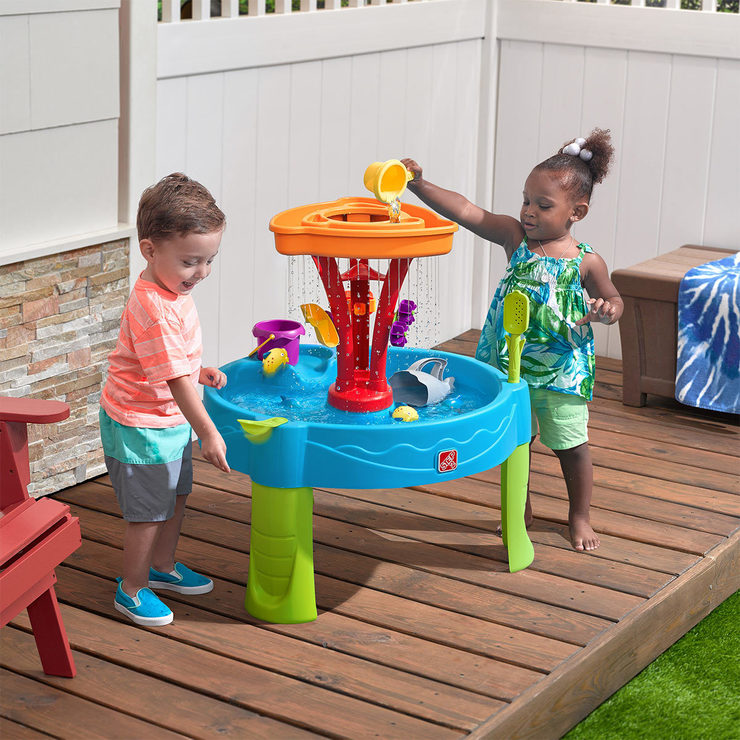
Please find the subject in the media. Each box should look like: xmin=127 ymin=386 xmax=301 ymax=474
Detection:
xmin=114 ymin=578 xmax=173 ymax=626
xmin=148 ymin=562 xmax=213 ymax=595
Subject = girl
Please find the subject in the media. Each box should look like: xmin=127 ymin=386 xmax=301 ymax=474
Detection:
xmin=402 ymin=129 xmax=623 ymax=552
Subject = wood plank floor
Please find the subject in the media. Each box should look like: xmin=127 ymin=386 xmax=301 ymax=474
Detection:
xmin=3 ymin=333 xmax=738 ymax=739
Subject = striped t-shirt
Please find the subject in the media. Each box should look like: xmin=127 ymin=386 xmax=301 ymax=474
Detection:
xmin=101 ymin=275 xmax=202 ymax=427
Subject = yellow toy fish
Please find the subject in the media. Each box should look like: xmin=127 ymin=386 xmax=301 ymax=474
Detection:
xmin=391 ymin=405 xmax=419 ymax=422
xmin=262 ymin=348 xmax=289 ymax=377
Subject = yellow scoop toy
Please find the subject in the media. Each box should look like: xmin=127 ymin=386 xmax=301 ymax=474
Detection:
xmin=300 ymin=303 xmax=339 ymax=348
xmin=262 ymin=348 xmax=289 ymax=377
xmin=363 ymin=159 xmax=414 ymax=204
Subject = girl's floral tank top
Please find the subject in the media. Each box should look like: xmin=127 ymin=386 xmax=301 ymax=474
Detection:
xmin=475 ymin=237 xmax=596 ymax=400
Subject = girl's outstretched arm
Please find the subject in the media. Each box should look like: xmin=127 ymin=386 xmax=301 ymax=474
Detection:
xmin=577 ymin=252 xmax=624 ymax=326
xmin=402 ymin=158 xmax=524 ymax=256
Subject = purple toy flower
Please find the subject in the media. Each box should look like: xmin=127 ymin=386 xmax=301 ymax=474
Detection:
xmin=396 ymin=299 xmax=417 ymax=326
xmin=390 ymin=321 xmax=408 ymax=347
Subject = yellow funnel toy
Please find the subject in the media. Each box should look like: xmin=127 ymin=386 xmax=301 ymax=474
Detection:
xmin=300 ymin=303 xmax=339 ymax=348
xmin=363 ymin=159 xmax=414 ymax=204
xmin=238 ymin=417 xmax=288 ymax=444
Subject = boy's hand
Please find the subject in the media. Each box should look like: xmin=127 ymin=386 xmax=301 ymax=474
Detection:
xmin=401 ymin=158 xmax=423 ymax=186
xmin=201 ymin=430 xmax=230 ymax=473
xmin=200 ymin=366 xmax=227 ymax=389
xmin=575 ymin=298 xmax=619 ymax=326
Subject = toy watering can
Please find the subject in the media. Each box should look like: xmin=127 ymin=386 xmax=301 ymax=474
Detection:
xmin=389 ymin=357 xmax=455 ymax=407
xmin=363 ymin=159 xmax=414 ymax=204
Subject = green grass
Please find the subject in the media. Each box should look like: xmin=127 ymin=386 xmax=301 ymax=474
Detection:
xmin=564 ymin=591 xmax=740 ymax=739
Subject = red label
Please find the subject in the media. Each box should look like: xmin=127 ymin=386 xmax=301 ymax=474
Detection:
xmin=437 ymin=449 xmax=458 ymax=473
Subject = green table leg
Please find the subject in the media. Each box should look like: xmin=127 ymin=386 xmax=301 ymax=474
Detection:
xmin=500 ymin=442 xmax=534 ymax=572
xmin=246 ymin=482 xmax=317 ymax=623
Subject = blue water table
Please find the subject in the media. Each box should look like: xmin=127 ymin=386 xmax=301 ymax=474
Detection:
xmin=204 ymin=168 xmax=533 ymax=624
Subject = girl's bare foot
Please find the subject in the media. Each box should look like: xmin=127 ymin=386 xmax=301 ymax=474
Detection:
xmin=569 ymin=515 xmax=600 ymax=551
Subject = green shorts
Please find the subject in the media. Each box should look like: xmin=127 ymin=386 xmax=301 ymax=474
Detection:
xmin=529 ymin=387 xmax=589 ymax=450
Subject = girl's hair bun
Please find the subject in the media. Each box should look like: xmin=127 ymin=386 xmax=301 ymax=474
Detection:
xmin=536 ymin=127 xmax=615 ymax=201
xmin=568 ymin=128 xmax=614 ymax=185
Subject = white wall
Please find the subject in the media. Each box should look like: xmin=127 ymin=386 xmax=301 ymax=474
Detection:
xmin=0 ymin=1 xmax=131 ymax=264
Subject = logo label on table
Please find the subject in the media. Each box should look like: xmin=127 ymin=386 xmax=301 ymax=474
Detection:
xmin=437 ymin=449 xmax=458 ymax=473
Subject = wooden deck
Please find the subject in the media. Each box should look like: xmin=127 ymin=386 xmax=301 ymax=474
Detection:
xmin=3 ymin=332 xmax=738 ymax=739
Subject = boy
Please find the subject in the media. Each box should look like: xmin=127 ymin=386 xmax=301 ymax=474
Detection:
xmin=100 ymin=173 xmax=230 ymax=626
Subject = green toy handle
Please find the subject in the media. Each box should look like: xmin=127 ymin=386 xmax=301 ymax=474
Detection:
xmin=505 ymin=334 xmax=526 ymax=384
xmin=501 ymin=289 xmax=533 ymax=571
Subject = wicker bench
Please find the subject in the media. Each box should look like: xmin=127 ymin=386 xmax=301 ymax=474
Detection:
xmin=611 ymin=245 xmax=736 ymax=407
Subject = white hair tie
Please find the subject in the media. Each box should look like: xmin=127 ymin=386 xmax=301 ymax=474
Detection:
xmin=562 ymin=138 xmax=592 ymax=162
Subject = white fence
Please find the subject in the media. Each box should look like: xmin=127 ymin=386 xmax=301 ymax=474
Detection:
xmin=492 ymin=0 xmax=740 ymax=357
xmin=4 ymin=0 xmax=738 ymax=362
xmin=153 ymin=0 xmax=488 ymax=366
xmin=151 ymin=0 xmax=738 ymax=365
xmin=157 ymin=0 xmax=738 ymax=20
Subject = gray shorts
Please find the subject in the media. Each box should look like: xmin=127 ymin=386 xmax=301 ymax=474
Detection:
xmin=104 ymin=443 xmax=193 ymax=522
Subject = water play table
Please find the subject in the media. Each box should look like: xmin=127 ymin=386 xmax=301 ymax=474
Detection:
xmin=205 ymin=192 xmax=534 ymax=624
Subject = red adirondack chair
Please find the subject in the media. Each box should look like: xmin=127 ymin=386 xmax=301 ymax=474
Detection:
xmin=0 ymin=397 xmax=81 ymax=677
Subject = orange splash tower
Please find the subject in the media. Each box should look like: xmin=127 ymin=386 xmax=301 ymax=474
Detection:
xmin=270 ymin=195 xmax=457 ymax=412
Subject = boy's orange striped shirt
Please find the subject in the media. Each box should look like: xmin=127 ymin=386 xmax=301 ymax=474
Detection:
xmin=101 ymin=277 xmax=202 ymax=428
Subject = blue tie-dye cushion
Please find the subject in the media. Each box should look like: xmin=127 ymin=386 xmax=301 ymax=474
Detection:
xmin=675 ymin=252 xmax=739 ymax=414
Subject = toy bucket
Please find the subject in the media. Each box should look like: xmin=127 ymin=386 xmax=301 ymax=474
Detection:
xmin=363 ymin=160 xmax=414 ymax=204
xmin=389 ymin=357 xmax=455 ymax=407
xmin=252 ymin=320 xmax=305 ymax=365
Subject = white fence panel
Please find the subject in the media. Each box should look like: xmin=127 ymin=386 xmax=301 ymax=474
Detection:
xmin=705 ymin=59 xmax=740 ymax=247
xmin=490 ymin=40 xmax=543 ymax=322
xmin=658 ymin=57 xmax=717 ymax=257
xmin=185 ymin=73 xmax=226 ymax=367
xmin=613 ymin=51 xmax=672 ymax=330
xmin=493 ymin=1 xmax=739 ymax=358
xmin=220 ymin=68 xmax=260 ymax=367
xmin=580 ymin=47 xmax=628 ymax=357
xmin=157 ymin=31 xmax=485 ymax=366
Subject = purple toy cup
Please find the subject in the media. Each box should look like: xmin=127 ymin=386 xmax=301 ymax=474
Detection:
xmin=253 ymin=320 xmax=305 ymax=365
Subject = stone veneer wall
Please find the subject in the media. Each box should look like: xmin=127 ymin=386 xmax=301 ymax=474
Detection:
xmin=1 ymin=239 xmax=129 ymax=497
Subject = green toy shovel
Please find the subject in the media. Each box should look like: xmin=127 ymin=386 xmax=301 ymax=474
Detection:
xmin=500 ymin=290 xmax=535 ymax=572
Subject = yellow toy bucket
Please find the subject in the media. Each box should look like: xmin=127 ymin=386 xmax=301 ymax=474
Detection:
xmin=363 ymin=159 xmax=414 ymax=203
